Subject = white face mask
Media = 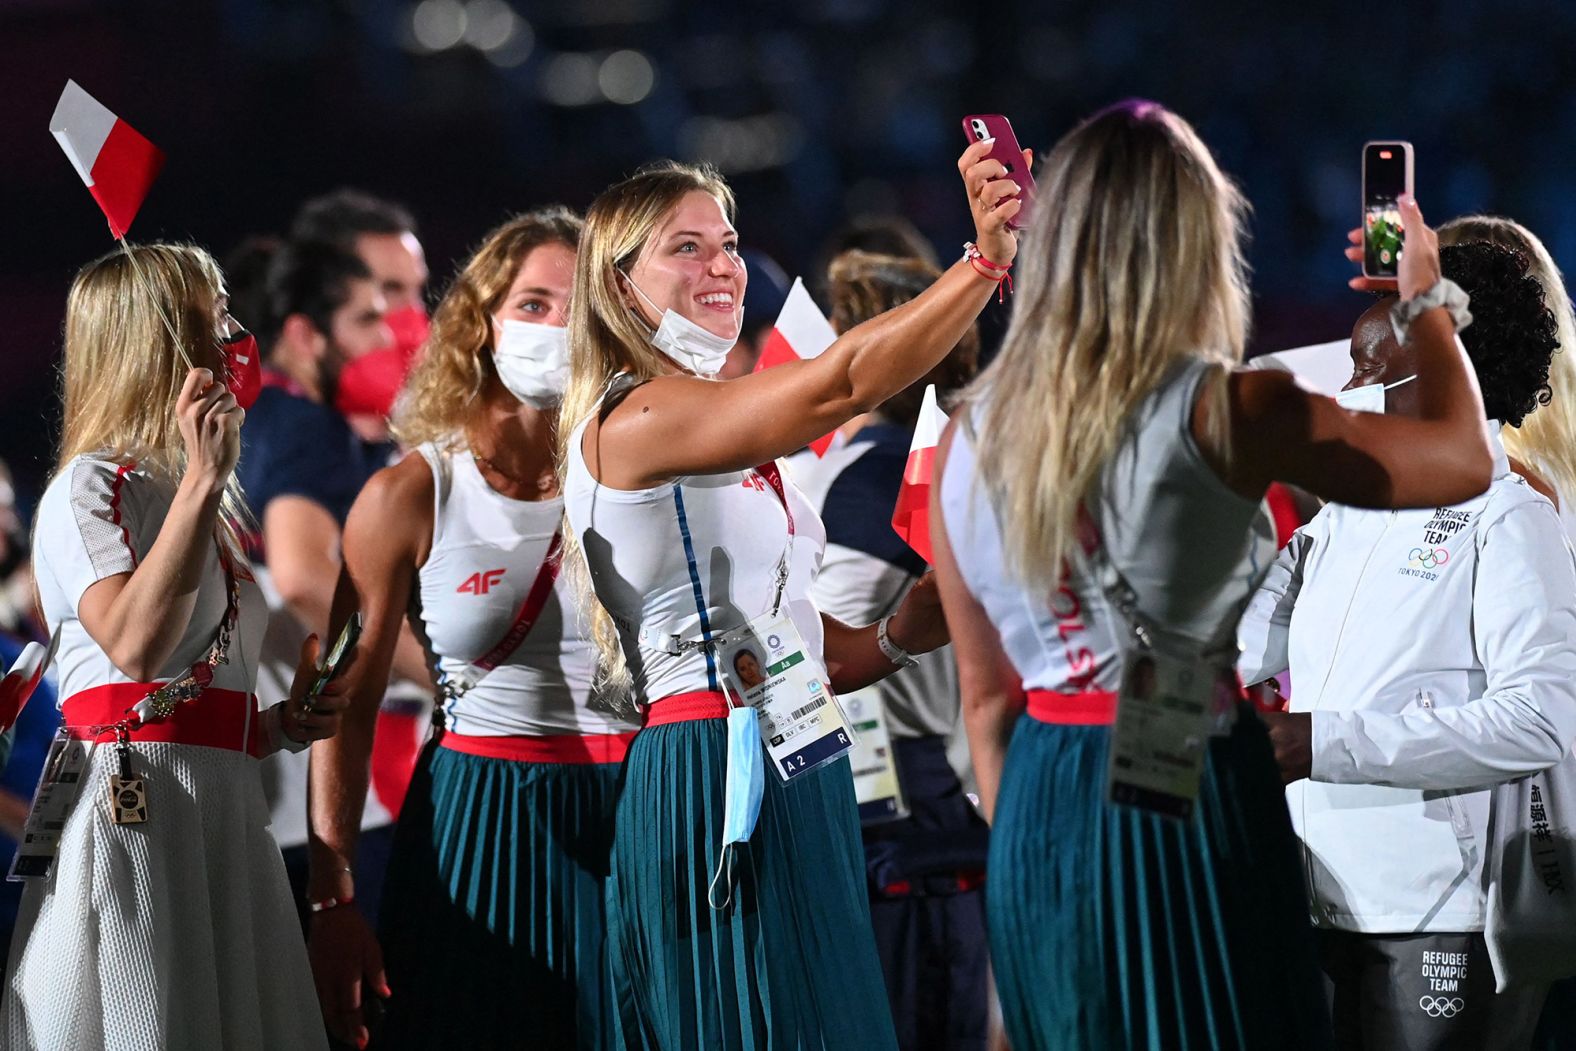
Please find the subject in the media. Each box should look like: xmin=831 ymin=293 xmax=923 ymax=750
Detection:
xmin=493 ymin=319 xmax=570 ymax=409
xmin=1334 ymin=373 xmax=1416 ymax=414
xmin=622 ymin=272 xmax=740 ymax=378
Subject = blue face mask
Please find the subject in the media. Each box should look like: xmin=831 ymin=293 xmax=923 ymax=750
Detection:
xmin=708 ymin=705 xmax=765 ymax=910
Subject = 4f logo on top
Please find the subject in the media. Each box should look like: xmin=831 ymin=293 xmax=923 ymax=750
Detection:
xmin=457 ymin=569 xmax=506 ymax=595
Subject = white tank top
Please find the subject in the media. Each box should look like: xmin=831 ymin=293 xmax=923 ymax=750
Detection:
xmin=413 ymin=442 xmax=637 ymax=737
xmin=562 ymin=390 xmax=828 ymax=705
xmin=939 ymin=359 xmax=1275 ymax=694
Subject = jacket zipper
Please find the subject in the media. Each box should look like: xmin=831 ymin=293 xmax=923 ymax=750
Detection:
xmin=1303 ymin=510 xmax=1396 ymax=924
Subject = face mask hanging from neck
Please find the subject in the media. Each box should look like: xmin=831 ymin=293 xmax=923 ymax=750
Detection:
xmin=493 ymin=319 xmax=571 ymax=409
xmin=621 ymin=272 xmax=740 ymax=378
xmin=1334 ymin=373 xmax=1416 ymax=414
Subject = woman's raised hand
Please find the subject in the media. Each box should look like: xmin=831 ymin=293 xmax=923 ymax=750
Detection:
xmin=176 ymin=368 xmax=243 ymax=495
xmin=959 ymin=138 xmax=1031 ymax=270
xmin=1346 ymin=195 xmax=1441 ymax=301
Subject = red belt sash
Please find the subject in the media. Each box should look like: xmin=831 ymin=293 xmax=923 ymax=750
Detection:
xmin=643 ymin=690 xmax=731 ymax=726
xmin=439 ymin=729 xmax=636 ymax=764
xmin=1025 ymin=689 xmax=1119 ymax=726
xmin=62 ymin=683 xmax=262 ymax=757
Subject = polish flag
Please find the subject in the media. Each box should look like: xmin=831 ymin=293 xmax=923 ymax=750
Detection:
xmin=50 ymin=80 xmax=165 ymax=238
xmin=754 ymin=278 xmax=840 ymax=456
xmin=0 ymin=629 xmax=59 ymax=734
xmin=891 ymin=384 xmax=948 ymax=565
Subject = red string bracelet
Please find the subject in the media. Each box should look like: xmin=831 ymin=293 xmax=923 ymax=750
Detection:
xmin=963 ymin=242 xmax=1013 ymax=302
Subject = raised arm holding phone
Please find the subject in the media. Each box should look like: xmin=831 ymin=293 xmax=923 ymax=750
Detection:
xmin=556 ymin=138 xmax=1023 ymax=1050
xmin=928 ymin=100 xmax=1490 ymax=1050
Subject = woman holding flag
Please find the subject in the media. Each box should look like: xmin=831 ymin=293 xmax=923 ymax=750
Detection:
xmin=305 ymin=208 xmax=642 ymax=1051
xmin=930 ymin=99 xmax=1495 ymax=1049
xmin=556 ymin=140 xmax=1019 ymax=1049
xmin=3 ymin=243 xmax=346 ymax=1051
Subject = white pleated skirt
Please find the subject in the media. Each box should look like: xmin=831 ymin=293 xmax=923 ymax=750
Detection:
xmin=1 ymin=741 xmax=326 ymax=1051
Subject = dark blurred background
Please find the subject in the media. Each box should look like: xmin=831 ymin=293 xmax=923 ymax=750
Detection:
xmin=3 ymin=0 xmax=1574 ymax=510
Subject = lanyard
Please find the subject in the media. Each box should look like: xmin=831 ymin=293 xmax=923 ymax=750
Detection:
xmin=752 ymin=461 xmax=795 ymax=617
xmin=438 ymin=530 xmax=564 ymax=710
xmin=105 ymin=538 xmax=240 ymax=732
xmin=473 ymin=530 xmax=564 ymax=673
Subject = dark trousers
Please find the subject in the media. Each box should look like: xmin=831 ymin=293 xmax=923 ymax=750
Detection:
xmin=1321 ymin=929 xmax=1547 ymax=1051
xmin=864 ymin=735 xmax=991 ymax=1051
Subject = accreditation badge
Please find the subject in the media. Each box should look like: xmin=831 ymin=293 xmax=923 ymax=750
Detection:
xmin=721 ymin=612 xmax=853 ymax=782
xmin=839 ymin=688 xmax=907 ymax=823
xmin=9 ymin=729 xmax=95 ymax=881
xmin=1105 ymin=651 xmax=1218 ymax=821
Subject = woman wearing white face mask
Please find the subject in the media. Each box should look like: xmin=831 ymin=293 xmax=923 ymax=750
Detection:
xmin=306 ymin=209 xmax=640 ymax=1051
xmin=557 ymin=147 xmax=1022 ymax=1049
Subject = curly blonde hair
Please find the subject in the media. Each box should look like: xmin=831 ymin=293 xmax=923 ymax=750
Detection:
xmin=393 ymin=207 xmax=583 ymax=448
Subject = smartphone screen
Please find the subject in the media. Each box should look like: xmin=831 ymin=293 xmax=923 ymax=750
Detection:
xmin=308 ymin=612 xmax=362 ymax=701
xmin=1363 ymin=143 xmax=1411 ymax=278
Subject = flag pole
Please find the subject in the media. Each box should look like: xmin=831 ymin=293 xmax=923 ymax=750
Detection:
xmin=114 ymin=234 xmax=195 ymax=370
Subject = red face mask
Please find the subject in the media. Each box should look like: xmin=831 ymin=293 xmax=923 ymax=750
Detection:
xmin=383 ymin=304 xmax=431 ymax=364
xmin=331 ymin=304 xmax=428 ymax=420
xmin=222 ymin=330 xmax=262 ymax=410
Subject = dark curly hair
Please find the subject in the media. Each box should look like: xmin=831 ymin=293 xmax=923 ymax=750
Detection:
xmin=1442 ymin=242 xmax=1557 ymax=427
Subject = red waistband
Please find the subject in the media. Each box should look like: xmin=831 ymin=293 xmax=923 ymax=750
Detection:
xmin=1025 ymin=689 xmax=1119 ymax=726
xmin=63 ymin=683 xmax=262 ymax=757
xmin=439 ymin=730 xmax=636 ymax=764
xmin=643 ymin=691 xmax=732 ymax=727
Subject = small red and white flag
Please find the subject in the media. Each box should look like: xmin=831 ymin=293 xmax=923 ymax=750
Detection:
xmin=49 ymin=80 xmax=165 ymax=239
xmin=892 ymin=383 xmax=948 ymax=565
xmin=754 ymin=278 xmax=840 ymax=456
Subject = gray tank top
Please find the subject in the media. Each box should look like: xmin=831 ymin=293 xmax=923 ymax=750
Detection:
xmin=941 ymin=357 xmax=1274 ymax=693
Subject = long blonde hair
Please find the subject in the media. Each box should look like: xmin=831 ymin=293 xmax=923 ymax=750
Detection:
xmin=962 ymin=100 xmax=1251 ymax=592
xmin=555 ymin=161 xmax=736 ymax=678
xmin=394 ymin=207 xmax=583 ymax=448
xmin=56 ymin=243 xmax=250 ymax=542
xmin=1439 ymin=215 xmax=1576 ymax=499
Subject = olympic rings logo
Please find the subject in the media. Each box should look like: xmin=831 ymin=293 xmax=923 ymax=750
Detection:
xmin=1419 ymin=995 xmax=1464 ymax=1018
xmin=1409 ymin=547 xmax=1450 ymax=570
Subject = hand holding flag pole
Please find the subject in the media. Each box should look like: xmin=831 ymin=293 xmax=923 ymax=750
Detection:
xmin=49 ymin=80 xmax=190 ymax=368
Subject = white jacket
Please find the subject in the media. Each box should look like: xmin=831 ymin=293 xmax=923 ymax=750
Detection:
xmin=1238 ymin=432 xmax=1576 ymax=934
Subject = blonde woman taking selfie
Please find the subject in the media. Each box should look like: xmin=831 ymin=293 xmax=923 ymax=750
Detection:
xmin=559 ymin=139 xmax=1022 ymax=1048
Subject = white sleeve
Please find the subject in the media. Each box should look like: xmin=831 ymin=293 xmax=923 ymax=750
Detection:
xmin=37 ymin=459 xmax=142 ymax=616
xmin=1312 ymin=499 xmax=1576 ymax=789
xmin=1236 ymin=525 xmax=1313 ymax=685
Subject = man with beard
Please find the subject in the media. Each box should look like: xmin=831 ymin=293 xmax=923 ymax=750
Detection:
xmin=238 ymin=241 xmax=421 ymax=933
xmin=292 ymin=190 xmax=430 ymax=438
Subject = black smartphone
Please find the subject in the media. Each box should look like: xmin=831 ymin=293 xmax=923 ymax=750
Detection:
xmin=305 ymin=612 xmax=362 ymax=707
xmin=1362 ymin=141 xmax=1413 ymax=279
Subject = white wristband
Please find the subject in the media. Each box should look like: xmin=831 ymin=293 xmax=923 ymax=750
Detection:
xmin=876 ymin=616 xmax=919 ymax=669
xmin=1390 ymin=278 xmax=1472 ymax=347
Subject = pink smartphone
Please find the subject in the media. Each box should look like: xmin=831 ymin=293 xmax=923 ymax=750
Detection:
xmin=1362 ymin=141 xmax=1413 ymax=279
xmin=962 ymin=114 xmax=1035 ymax=230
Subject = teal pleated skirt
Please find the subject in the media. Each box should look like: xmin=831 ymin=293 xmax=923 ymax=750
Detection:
xmin=607 ymin=719 xmax=899 ymax=1050
xmin=989 ymin=706 xmax=1332 ymax=1051
xmin=377 ymin=740 xmax=627 ymax=1050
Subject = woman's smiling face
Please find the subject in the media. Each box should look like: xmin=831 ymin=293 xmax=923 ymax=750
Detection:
xmin=623 ymin=189 xmax=748 ymax=343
